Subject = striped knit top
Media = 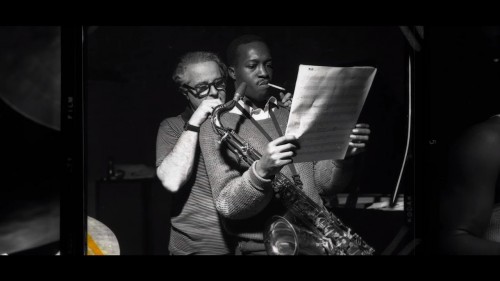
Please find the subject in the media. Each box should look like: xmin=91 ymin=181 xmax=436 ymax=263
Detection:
xmin=156 ymin=107 xmax=234 ymax=255
xmin=199 ymin=102 xmax=344 ymax=241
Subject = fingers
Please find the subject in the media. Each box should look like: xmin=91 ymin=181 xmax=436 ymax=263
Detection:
xmin=265 ymin=136 xmax=298 ymax=160
xmin=350 ymin=134 xmax=369 ymax=141
xmin=349 ymin=142 xmax=366 ymax=148
xmin=190 ymin=99 xmax=223 ymax=126
xmin=355 ymin=123 xmax=370 ymax=128
xmin=258 ymin=144 xmax=296 ymax=178
xmin=278 ymin=151 xmax=295 ymax=159
xmin=281 ymin=92 xmax=292 ymax=103
xmin=276 ymin=158 xmax=293 ymax=166
xmin=352 ymin=128 xmax=371 ymax=135
xmin=202 ymin=99 xmax=223 ymax=106
xmin=200 ymin=99 xmax=222 ymax=113
xmin=271 ymin=135 xmax=298 ymax=146
xmin=269 ymin=152 xmax=295 ymax=166
xmin=274 ymin=143 xmax=297 ymax=153
xmin=347 ymin=125 xmax=370 ymax=156
xmin=351 ymin=123 xmax=370 ymax=145
xmin=262 ymin=136 xmax=298 ymax=171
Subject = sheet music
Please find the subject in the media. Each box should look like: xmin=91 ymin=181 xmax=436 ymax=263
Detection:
xmin=285 ymin=65 xmax=377 ymax=162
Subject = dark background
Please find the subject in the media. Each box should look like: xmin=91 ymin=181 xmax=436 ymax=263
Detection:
xmin=423 ymin=26 xmax=500 ymax=254
xmin=0 ymin=26 xmax=61 ymax=255
xmin=86 ymin=26 xmax=411 ymax=254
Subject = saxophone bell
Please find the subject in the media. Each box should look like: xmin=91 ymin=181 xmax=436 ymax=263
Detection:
xmin=264 ymin=215 xmax=329 ymax=255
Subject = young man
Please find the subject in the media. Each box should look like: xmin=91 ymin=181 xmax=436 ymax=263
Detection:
xmin=440 ymin=115 xmax=500 ymax=254
xmin=199 ymin=35 xmax=371 ymax=255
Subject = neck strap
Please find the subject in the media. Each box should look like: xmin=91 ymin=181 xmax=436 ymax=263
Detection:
xmin=235 ymin=99 xmax=302 ymax=186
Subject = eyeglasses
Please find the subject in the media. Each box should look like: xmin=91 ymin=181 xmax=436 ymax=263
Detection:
xmin=181 ymin=77 xmax=226 ymax=99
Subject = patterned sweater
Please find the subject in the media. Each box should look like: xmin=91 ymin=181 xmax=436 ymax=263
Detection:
xmin=156 ymin=108 xmax=234 ymax=254
xmin=199 ymin=103 xmax=346 ymax=241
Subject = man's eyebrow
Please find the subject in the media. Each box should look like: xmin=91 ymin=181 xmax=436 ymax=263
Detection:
xmin=192 ymin=81 xmax=209 ymax=87
xmin=193 ymin=77 xmax=222 ymax=87
xmin=245 ymin=59 xmax=259 ymax=63
xmin=245 ymin=58 xmax=273 ymax=64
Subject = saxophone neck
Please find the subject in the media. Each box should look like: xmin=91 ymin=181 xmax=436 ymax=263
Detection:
xmin=211 ymin=82 xmax=247 ymax=136
xmin=211 ymin=82 xmax=247 ymax=133
xmin=233 ymin=82 xmax=247 ymax=102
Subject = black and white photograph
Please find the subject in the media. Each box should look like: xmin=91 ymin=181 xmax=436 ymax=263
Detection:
xmin=6 ymin=25 xmax=499 ymax=256
xmin=85 ymin=26 xmax=416 ymax=255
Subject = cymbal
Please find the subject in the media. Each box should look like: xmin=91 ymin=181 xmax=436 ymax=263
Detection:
xmin=0 ymin=26 xmax=60 ymax=131
xmin=87 ymin=216 xmax=120 ymax=255
xmin=0 ymin=199 xmax=59 ymax=255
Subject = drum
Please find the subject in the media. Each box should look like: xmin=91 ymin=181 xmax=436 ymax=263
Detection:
xmin=87 ymin=216 xmax=120 ymax=255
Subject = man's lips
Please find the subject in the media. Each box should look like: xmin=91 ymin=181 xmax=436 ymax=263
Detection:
xmin=257 ymin=80 xmax=270 ymax=86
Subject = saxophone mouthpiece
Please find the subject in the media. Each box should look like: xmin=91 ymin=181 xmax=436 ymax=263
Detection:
xmin=233 ymin=82 xmax=247 ymax=101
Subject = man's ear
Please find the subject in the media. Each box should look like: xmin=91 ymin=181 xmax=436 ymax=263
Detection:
xmin=228 ymin=66 xmax=236 ymax=80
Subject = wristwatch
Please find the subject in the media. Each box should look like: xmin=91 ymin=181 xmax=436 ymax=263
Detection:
xmin=183 ymin=122 xmax=200 ymax=133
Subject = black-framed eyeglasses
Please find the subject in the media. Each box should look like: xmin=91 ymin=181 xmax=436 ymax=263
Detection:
xmin=180 ymin=77 xmax=226 ymax=99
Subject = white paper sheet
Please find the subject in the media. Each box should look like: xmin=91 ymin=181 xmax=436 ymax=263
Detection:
xmin=285 ymin=65 xmax=377 ymax=162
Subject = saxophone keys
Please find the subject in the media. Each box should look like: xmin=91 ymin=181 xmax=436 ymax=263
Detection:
xmin=218 ymin=132 xmax=229 ymax=144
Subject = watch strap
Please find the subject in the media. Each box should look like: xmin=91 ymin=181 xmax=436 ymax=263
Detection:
xmin=184 ymin=122 xmax=200 ymax=133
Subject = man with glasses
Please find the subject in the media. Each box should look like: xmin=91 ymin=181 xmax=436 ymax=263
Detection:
xmin=156 ymin=51 xmax=291 ymax=255
xmin=156 ymin=52 xmax=233 ymax=255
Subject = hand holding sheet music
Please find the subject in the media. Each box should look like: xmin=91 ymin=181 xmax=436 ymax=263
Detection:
xmin=285 ymin=65 xmax=377 ymax=163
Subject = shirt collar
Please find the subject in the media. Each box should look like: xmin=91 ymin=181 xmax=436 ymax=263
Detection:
xmin=229 ymin=96 xmax=278 ymax=118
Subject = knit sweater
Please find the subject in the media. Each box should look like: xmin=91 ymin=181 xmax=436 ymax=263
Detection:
xmin=156 ymin=108 xmax=234 ymax=254
xmin=199 ymin=103 xmax=344 ymax=241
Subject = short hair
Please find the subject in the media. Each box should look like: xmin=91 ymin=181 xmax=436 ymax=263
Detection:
xmin=172 ymin=51 xmax=227 ymax=86
xmin=226 ymin=34 xmax=266 ymax=67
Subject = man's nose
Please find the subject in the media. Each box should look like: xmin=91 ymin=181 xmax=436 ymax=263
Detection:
xmin=257 ymin=64 xmax=270 ymax=78
xmin=207 ymin=84 xmax=219 ymax=97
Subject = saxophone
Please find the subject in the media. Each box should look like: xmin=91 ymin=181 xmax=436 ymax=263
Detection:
xmin=211 ymin=82 xmax=375 ymax=255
